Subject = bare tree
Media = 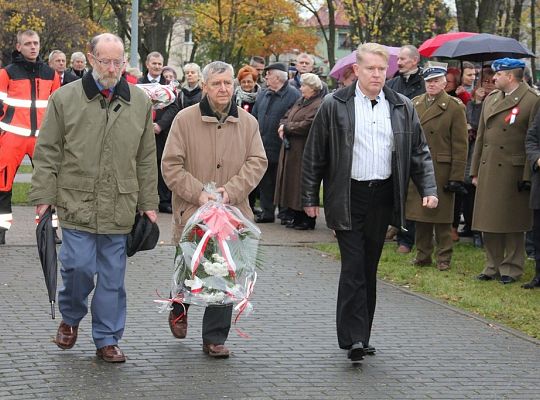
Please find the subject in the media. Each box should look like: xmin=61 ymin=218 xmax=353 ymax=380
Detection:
xmin=292 ymin=0 xmax=337 ymax=69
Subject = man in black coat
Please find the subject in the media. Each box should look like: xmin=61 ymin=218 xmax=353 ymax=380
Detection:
xmin=48 ymin=50 xmax=79 ymax=86
xmin=524 ymin=108 xmax=540 ymax=288
xmin=251 ymin=62 xmax=300 ymax=222
xmin=385 ymin=44 xmax=426 ymax=253
xmin=138 ymin=51 xmax=181 ymax=213
xmin=303 ymin=43 xmax=437 ymax=362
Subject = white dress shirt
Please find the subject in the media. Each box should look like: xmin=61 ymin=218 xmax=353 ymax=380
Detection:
xmin=351 ymin=85 xmax=394 ymax=181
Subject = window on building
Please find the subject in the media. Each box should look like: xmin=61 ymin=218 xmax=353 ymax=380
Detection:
xmin=338 ymin=33 xmax=351 ymax=50
xmin=184 ymin=29 xmax=193 ymax=44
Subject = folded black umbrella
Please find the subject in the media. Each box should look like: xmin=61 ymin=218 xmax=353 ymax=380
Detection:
xmin=36 ymin=207 xmax=58 ymax=319
xmin=126 ymin=213 xmax=160 ymax=257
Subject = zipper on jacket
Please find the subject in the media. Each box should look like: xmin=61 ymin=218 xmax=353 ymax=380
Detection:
xmin=30 ymin=75 xmax=38 ymax=135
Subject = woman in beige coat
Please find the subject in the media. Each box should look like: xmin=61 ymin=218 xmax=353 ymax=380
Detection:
xmin=406 ymin=63 xmax=468 ymax=271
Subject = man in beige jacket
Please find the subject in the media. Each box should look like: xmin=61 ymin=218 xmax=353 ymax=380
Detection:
xmin=162 ymin=61 xmax=267 ymax=358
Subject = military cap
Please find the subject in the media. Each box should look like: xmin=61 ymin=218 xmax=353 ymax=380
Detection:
xmin=491 ymin=58 xmax=526 ymax=72
xmin=423 ymin=61 xmax=448 ymax=81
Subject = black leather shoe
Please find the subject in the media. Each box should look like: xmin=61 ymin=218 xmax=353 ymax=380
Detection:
xmin=159 ymin=204 xmax=173 ymax=214
xmin=458 ymin=229 xmax=473 ymax=237
xmin=347 ymin=342 xmax=365 ymax=362
xmin=473 ymin=233 xmax=483 ymax=248
xmin=499 ymin=275 xmax=516 ymax=285
xmin=281 ymin=218 xmax=293 ymax=226
xmin=364 ymin=344 xmax=376 ymax=355
xmin=255 ymin=215 xmax=274 ymax=223
xmin=476 ymin=273 xmax=495 ymax=281
xmin=522 ymin=276 xmax=540 ymax=289
xmin=500 ymin=275 xmax=516 ymax=285
xmin=293 ymin=220 xmax=315 ymax=230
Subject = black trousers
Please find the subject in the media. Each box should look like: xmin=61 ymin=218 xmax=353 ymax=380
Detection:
xmin=156 ymin=132 xmax=171 ymax=207
xmin=396 ymin=219 xmax=415 ymax=248
xmin=258 ymin=161 xmax=278 ymax=219
xmin=533 ymin=210 xmax=540 ymax=275
xmin=335 ymin=178 xmax=393 ymax=349
xmin=173 ymin=302 xmax=233 ymax=344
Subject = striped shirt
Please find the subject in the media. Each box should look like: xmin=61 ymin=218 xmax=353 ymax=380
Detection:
xmin=351 ymin=85 xmax=394 ymax=181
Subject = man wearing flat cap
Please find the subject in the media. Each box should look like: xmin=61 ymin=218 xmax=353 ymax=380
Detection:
xmin=407 ymin=62 xmax=468 ymax=271
xmin=472 ymin=58 xmax=540 ymax=284
xmin=252 ymin=62 xmax=300 ymax=223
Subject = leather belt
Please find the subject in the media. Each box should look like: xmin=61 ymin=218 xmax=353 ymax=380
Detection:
xmin=353 ymin=178 xmax=391 ymax=188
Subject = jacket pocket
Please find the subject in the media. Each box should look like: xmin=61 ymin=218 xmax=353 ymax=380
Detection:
xmin=512 ymin=155 xmax=525 ymax=166
xmin=437 ymin=153 xmax=452 ymax=163
xmin=56 ymin=175 xmax=95 ymax=225
xmin=114 ymin=178 xmax=139 ymax=227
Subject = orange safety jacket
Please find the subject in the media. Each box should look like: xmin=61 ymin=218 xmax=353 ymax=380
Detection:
xmin=0 ymin=51 xmax=60 ymax=137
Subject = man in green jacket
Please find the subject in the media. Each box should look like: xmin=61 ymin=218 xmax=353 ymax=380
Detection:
xmin=29 ymin=33 xmax=158 ymax=363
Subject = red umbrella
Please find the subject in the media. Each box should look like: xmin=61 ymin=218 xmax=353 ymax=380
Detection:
xmin=419 ymin=32 xmax=478 ymax=57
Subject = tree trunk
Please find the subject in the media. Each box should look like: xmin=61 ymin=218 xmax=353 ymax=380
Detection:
xmin=455 ymin=0 xmax=478 ymax=31
xmin=477 ymin=0 xmax=501 ymax=33
xmin=532 ymin=0 xmax=537 ymax=85
xmin=326 ymin=0 xmax=336 ymax=69
xmin=511 ymin=0 xmax=524 ymax=39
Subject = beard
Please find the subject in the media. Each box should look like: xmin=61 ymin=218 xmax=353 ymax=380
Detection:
xmin=92 ymin=68 xmax=121 ymax=89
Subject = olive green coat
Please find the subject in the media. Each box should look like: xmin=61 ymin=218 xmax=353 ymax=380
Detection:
xmin=29 ymin=75 xmax=158 ymax=234
xmin=406 ymin=91 xmax=468 ymax=223
xmin=471 ymin=82 xmax=540 ymax=233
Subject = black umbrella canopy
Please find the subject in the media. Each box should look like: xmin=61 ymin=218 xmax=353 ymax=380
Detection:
xmin=36 ymin=208 xmax=58 ymax=319
xmin=432 ymin=33 xmax=535 ymax=62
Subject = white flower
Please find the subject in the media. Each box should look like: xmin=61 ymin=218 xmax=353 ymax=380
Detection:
xmin=184 ymin=276 xmax=203 ymax=291
xmin=203 ymin=261 xmax=229 ymax=277
xmin=212 ymin=254 xmax=226 ymax=263
xmin=199 ymin=291 xmax=226 ymax=303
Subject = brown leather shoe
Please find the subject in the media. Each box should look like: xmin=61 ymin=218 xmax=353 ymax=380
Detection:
xmin=168 ymin=310 xmax=188 ymax=339
xmin=96 ymin=345 xmax=126 ymax=363
xmin=202 ymin=343 xmax=230 ymax=358
xmin=437 ymin=262 xmax=451 ymax=271
xmin=451 ymin=227 xmax=459 ymax=242
xmin=55 ymin=321 xmax=78 ymax=350
xmin=412 ymin=259 xmax=432 ymax=267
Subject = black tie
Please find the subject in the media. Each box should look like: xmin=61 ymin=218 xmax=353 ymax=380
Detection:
xmin=370 ymin=99 xmax=378 ymax=108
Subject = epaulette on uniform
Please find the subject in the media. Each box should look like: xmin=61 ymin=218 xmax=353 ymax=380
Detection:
xmin=412 ymin=94 xmax=423 ymax=106
xmin=527 ymin=86 xmax=540 ymax=96
xmin=486 ymin=89 xmax=501 ymax=98
xmin=449 ymin=96 xmax=463 ymax=106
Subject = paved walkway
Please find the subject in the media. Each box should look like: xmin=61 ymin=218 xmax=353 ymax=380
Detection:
xmin=0 ymin=206 xmax=538 ymax=399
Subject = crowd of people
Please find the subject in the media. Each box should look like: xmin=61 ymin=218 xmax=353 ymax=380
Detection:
xmin=1 ymin=29 xmax=539 ymax=365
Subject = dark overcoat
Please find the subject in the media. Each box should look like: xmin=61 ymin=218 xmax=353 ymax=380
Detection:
xmin=406 ymin=91 xmax=468 ymax=223
xmin=525 ymin=108 xmax=540 ymax=210
xmin=471 ymin=82 xmax=540 ymax=232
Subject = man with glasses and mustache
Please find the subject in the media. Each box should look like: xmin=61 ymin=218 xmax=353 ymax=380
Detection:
xmin=29 ymin=33 xmax=158 ymax=363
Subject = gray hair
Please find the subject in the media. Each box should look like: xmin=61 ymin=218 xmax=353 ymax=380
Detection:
xmin=300 ymin=73 xmax=322 ymax=91
xmin=297 ymin=53 xmax=315 ymax=65
xmin=89 ymin=33 xmax=123 ymax=56
xmin=184 ymin=62 xmax=202 ymax=78
xmin=146 ymin=51 xmax=163 ymax=62
xmin=201 ymin=61 xmax=234 ymax=83
xmin=48 ymin=50 xmax=65 ymax=62
xmin=400 ymin=45 xmax=420 ymax=62
xmin=70 ymin=51 xmax=86 ymax=63
xmin=268 ymin=69 xmax=288 ymax=83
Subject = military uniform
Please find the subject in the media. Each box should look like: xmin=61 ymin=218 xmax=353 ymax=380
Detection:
xmin=407 ymin=90 xmax=468 ymax=267
xmin=472 ymin=81 xmax=540 ymax=279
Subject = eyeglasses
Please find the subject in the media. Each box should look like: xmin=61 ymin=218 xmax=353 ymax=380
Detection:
xmin=92 ymin=55 xmax=125 ymax=68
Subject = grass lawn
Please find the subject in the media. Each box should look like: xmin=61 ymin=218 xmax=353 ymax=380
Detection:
xmin=17 ymin=165 xmax=33 ymax=174
xmin=12 ymin=183 xmax=31 ymax=205
xmin=313 ymin=241 xmax=540 ymax=339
